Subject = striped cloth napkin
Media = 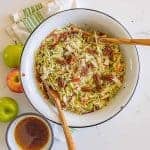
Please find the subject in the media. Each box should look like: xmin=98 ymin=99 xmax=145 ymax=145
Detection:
xmin=6 ymin=0 xmax=77 ymax=142
xmin=6 ymin=0 xmax=76 ymax=44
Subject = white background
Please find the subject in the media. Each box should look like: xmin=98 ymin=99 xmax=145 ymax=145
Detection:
xmin=1 ymin=0 xmax=150 ymax=150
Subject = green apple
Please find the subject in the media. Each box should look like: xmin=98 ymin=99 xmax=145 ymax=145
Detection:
xmin=0 ymin=97 xmax=19 ymax=122
xmin=3 ymin=44 xmax=23 ymax=68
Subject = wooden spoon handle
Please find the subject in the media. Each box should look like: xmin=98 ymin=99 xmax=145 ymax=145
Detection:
xmin=100 ymin=38 xmax=150 ymax=46
xmin=54 ymin=97 xmax=76 ymax=150
xmin=43 ymin=81 xmax=76 ymax=150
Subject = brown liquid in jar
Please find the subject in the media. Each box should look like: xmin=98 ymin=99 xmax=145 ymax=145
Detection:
xmin=14 ymin=117 xmax=50 ymax=150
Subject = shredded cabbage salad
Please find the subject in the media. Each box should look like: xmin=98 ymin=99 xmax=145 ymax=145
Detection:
xmin=35 ymin=24 xmax=126 ymax=114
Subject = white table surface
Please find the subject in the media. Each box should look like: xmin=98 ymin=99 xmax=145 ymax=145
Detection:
xmin=1 ymin=0 xmax=150 ymax=150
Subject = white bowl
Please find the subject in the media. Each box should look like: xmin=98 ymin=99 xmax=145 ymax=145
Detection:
xmin=6 ymin=113 xmax=54 ymax=150
xmin=20 ymin=8 xmax=140 ymax=128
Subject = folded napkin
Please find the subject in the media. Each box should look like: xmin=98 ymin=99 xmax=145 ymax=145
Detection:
xmin=6 ymin=0 xmax=77 ymax=142
xmin=6 ymin=0 xmax=76 ymax=44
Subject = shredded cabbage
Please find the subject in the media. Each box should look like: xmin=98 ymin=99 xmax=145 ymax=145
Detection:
xmin=35 ymin=24 xmax=126 ymax=114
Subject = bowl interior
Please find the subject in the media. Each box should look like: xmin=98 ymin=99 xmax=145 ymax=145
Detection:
xmin=21 ymin=9 xmax=139 ymax=127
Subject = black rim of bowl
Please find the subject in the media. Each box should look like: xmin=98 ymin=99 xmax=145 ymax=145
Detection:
xmin=20 ymin=8 xmax=140 ymax=128
xmin=5 ymin=112 xmax=54 ymax=150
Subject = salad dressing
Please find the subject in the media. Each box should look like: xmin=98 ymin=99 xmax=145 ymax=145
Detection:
xmin=14 ymin=117 xmax=50 ymax=150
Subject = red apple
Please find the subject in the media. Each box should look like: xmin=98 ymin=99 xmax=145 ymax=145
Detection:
xmin=6 ymin=69 xmax=23 ymax=93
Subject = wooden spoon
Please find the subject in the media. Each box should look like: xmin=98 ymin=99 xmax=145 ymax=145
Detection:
xmin=100 ymin=38 xmax=150 ymax=46
xmin=43 ymin=81 xmax=76 ymax=150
